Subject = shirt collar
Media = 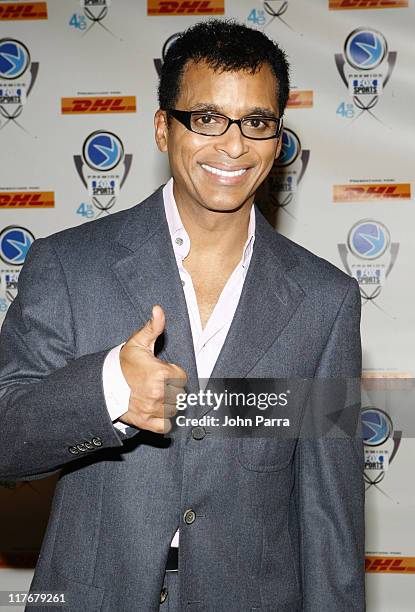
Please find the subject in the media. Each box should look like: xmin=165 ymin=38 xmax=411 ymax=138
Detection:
xmin=162 ymin=177 xmax=255 ymax=270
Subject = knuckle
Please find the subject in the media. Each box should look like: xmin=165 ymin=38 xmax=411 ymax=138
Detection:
xmin=168 ymin=364 xmax=187 ymax=382
xmin=148 ymin=385 xmax=163 ymax=400
xmin=164 ymin=405 xmax=176 ymax=418
xmin=139 ymin=409 xmax=152 ymax=421
xmin=135 ymin=398 xmax=150 ymax=413
xmin=152 ymin=420 xmax=164 ymax=434
xmin=161 ymin=364 xmax=175 ymax=379
xmin=176 ymin=366 xmax=188 ymax=381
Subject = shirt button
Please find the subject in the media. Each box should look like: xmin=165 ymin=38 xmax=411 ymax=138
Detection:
xmin=181 ymin=279 xmax=185 ymax=287
xmin=175 ymin=237 xmax=183 ymax=246
xmin=160 ymin=587 xmax=168 ymax=604
xmin=183 ymin=509 xmax=196 ymax=525
xmin=192 ymin=426 xmax=206 ymax=440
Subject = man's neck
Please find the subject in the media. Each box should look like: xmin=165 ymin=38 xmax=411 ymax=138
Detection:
xmin=173 ymin=182 xmax=253 ymax=261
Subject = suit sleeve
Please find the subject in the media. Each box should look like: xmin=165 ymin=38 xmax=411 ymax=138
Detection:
xmin=295 ymin=278 xmax=365 ymax=611
xmin=0 ymin=237 xmax=138 ymax=482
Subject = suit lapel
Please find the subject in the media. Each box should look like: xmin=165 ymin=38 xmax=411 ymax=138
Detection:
xmin=209 ymin=208 xmax=306 ymax=380
xmin=110 ymin=187 xmax=199 ymax=390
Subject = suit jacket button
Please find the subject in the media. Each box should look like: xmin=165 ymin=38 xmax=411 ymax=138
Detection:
xmin=183 ymin=509 xmax=196 ymax=525
xmin=191 ymin=426 xmax=206 ymax=440
xmin=92 ymin=437 xmax=103 ymax=447
xmin=68 ymin=446 xmax=79 ymax=455
xmin=160 ymin=587 xmax=168 ymax=604
xmin=84 ymin=441 xmax=94 ymax=450
xmin=76 ymin=443 xmax=87 ymax=452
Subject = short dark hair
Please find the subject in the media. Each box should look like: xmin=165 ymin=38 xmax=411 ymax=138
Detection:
xmin=158 ymin=19 xmax=290 ymax=117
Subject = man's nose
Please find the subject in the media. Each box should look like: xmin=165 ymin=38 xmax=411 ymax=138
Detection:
xmin=215 ymin=122 xmax=249 ymax=158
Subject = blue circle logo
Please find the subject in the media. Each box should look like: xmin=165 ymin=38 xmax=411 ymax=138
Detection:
xmin=345 ymin=28 xmax=387 ymax=71
xmin=362 ymin=408 xmax=392 ymax=446
xmin=0 ymin=39 xmax=30 ymax=80
xmin=82 ymin=131 xmax=124 ymax=172
xmin=0 ymin=226 xmax=34 ymax=266
xmin=277 ymin=128 xmax=301 ymax=167
xmin=348 ymin=220 xmax=389 ymax=260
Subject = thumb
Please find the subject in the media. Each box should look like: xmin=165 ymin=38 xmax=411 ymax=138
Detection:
xmin=133 ymin=304 xmax=165 ymax=352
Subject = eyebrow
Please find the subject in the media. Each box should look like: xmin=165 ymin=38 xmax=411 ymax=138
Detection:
xmin=188 ymin=103 xmax=279 ymax=118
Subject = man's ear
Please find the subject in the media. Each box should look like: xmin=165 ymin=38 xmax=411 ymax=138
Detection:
xmin=154 ymin=109 xmax=169 ymax=152
xmin=274 ymin=121 xmax=283 ymax=160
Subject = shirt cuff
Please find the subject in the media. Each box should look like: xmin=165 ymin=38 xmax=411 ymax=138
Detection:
xmin=102 ymin=343 xmax=130 ymax=433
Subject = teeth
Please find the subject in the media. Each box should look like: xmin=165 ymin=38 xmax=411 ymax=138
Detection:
xmin=201 ymin=164 xmax=247 ymax=178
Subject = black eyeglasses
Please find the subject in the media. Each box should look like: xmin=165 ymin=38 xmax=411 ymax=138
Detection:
xmin=166 ymin=109 xmax=283 ymax=140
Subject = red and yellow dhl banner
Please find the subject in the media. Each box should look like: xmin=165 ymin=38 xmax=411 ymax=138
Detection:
xmin=362 ymin=371 xmax=412 ymax=378
xmin=0 ymin=192 xmax=54 ymax=208
xmin=61 ymin=96 xmax=136 ymax=115
xmin=362 ymin=371 xmax=412 ymax=390
xmin=333 ymin=183 xmax=411 ymax=202
xmin=0 ymin=2 xmax=47 ymax=20
xmin=148 ymin=0 xmax=224 ymax=15
xmin=287 ymin=91 xmax=313 ymax=109
xmin=366 ymin=556 xmax=415 ymax=573
xmin=329 ymin=0 xmax=408 ymax=9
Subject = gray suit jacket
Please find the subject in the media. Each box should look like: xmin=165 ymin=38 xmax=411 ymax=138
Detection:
xmin=0 ymin=186 xmax=365 ymax=611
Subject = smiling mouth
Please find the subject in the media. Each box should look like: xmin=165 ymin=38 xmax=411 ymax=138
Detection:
xmin=200 ymin=163 xmax=248 ymax=178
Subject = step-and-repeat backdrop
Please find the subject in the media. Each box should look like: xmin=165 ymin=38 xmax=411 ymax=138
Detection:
xmin=0 ymin=1 xmax=414 ymax=610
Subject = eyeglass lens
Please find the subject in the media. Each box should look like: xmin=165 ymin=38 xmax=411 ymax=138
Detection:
xmin=189 ymin=113 xmax=279 ymax=139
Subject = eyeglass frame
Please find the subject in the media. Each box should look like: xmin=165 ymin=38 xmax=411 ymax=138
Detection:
xmin=165 ymin=108 xmax=284 ymax=141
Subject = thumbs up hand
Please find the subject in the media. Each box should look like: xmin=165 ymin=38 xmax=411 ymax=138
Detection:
xmin=119 ymin=305 xmax=187 ymax=434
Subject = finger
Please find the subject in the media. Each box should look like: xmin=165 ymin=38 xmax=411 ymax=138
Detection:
xmin=164 ymin=372 xmax=188 ymax=389
xmin=165 ymin=361 xmax=187 ymax=380
xmin=164 ymin=384 xmax=186 ymax=404
xmin=162 ymin=403 xmax=178 ymax=419
xmin=149 ymin=400 xmax=177 ymax=419
xmin=147 ymin=417 xmax=172 ymax=435
xmin=130 ymin=395 xmax=176 ymax=419
xmin=131 ymin=304 xmax=166 ymax=353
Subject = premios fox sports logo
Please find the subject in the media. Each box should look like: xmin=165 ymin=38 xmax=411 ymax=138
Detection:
xmin=74 ymin=130 xmax=132 ymax=219
xmin=0 ymin=39 xmax=39 ymax=130
xmin=256 ymin=128 xmax=310 ymax=217
xmin=338 ymin=219 xmax=399 ymax=309
xmin=335 ymin=28 xmax=396 ymax=122
xmin=362 ymin=407 xmax=401 ymax=492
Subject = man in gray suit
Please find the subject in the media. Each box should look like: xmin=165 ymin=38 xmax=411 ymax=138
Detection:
xmin=0 ymin=20 xmax=365 ymax=612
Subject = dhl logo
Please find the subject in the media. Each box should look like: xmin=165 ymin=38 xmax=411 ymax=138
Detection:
xmin=329 ymin=0 xmax=408 ymax=9
xmin=365 ymin=556 xmax=415 ymax=573
xmin=0 ymin=192 xmax=54 ymax=208
xmin=286 ymin=91 xmax=313 ymax=109
xmin=0 ymin=2 xmax=47 ymax=20
xmin=61 ymin=96 xmax=136 ymax=114
xmin=333 ymin=183 xmax=411 ymax=202
xmin=148 ymin=0 xmax=224 ymax=15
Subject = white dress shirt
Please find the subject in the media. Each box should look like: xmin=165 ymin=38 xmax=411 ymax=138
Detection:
xmin=102 ymin=177 xmax=255 ymax=546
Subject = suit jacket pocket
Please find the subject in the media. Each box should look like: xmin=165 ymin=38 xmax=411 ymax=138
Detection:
xmin=237 ymin=438 xmax=296 ymax=472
